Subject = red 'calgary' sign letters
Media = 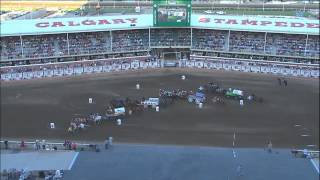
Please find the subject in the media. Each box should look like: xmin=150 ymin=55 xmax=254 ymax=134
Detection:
xmin=35 ymin=18 xmax=138 ymax=28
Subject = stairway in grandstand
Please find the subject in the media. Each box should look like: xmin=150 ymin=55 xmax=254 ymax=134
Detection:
xmin=53 ymin=40 xmax=62 ymax=56
xmin=225 ymin=34 xmax=229 ymax=51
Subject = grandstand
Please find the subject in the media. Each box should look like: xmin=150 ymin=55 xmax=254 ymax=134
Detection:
xmin=0 ymin=13 xmax=319 ymax=66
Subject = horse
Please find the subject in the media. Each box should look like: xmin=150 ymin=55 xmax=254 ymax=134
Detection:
xmin=215 ymin=88 xmax=226 ymax=94
xmin=204 ymin=82 xmax=219 ymax=93
xmin=88 ymin=113 xmax=102 ymax=125
xmin=159 ymin=89 xmax=179 ymax=102
xmin=212 ymin=96 xmax=224 ymax=105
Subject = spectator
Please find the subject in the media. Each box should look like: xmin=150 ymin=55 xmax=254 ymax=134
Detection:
xmin=4 ymin=140 xmax=8 ymax=149
xmin=41 ymin=140 xmax=46 ymax=150
xmin=229 ymin=31 xmax=265 ymax=54
xmin=71 ymin=143 xmax=77 ymax=150
xmin=104 ymin=139 xmax=109 ymax=150
xmin=108 ymin=136 xmax=113 ymax=146
xmin=151 ymin=28 xmax=191 ymax=47
xmin=283 ymin=79 xmax=288 ymax=86
xmin=192 ymin=29 xmax=227 ymax=51
xmin=35 ymin=140 xmax=40 ymax=150
xmin=266 ymin=33 xmax=306 ymax=57
xmin=112 ymin=30 xmax=149 ymax=52
xmin=20 ymin=140 xmax=25 ymax=149
xmin=267 ymin=140 xmax=273 ymax=153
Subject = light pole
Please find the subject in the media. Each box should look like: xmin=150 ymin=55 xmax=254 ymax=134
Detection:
xmin=211 ymin=0 xmax=214 ymax=11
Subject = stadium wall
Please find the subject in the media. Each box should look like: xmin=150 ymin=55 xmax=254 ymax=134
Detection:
xmin=1 ymin=56 xmax=318 ymax=82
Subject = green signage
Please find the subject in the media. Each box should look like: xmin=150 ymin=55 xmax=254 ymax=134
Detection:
xmin=153 ymin=0 xmax=191 ymax=27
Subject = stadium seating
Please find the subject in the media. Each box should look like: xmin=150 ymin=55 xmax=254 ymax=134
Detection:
xmin=151 ymin=28 xmax=191 ymax=47
xmin=191 ymin=29 xmax=228 ymax=51
xmin=1 ymin=36 xmax=23 ymax=60
xmin=305 ymin=35 xmax=320 ymax=58
xmin=69 ymin=32 xmax=111 ymax=55
xmin=112 ymin=30 xmax=149 ymax=52
xmin=0 ymin=29 xmax=318 ymax=64
xmin=229 ymin=31 xmax=265 ymax=54
xmin=22 ymin=34 xmax=68 ymax=58
xmin=265 ymin=33 xmax=306 ymax=57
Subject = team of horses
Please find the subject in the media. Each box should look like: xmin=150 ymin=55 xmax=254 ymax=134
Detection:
xmin=68 ymin=82 xmax=263 ymax=133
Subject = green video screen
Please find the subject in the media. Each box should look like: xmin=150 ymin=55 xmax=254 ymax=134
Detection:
xmin=158 ymin=5 xmax=187 ymax=23
xmin=153 ymin=0 xmax=191 ymax=27
xmin=154 ymin=0 xmax=191 ymax=5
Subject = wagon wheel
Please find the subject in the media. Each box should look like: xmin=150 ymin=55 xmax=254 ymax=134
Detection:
xmin=212 ymin=97 xmax=217 ymax=103
xmin=258 ymin=97 xmax=263 ymax=103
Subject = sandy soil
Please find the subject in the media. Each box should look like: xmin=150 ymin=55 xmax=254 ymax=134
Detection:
xmin=1 ymin=69 xmax=319 ymax=149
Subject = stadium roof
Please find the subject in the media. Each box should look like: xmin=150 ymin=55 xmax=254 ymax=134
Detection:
xmin=1 ymin=14 xmax=319 ymax=36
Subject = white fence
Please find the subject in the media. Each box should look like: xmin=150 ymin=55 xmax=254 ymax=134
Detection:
xmin=0 ymin=56 xmax=160 ymax=81
xmin=1 ymin=56 xmax=319 ymax=81
xmin=186 ymin=56 xmax=320 ymax=78
xmin=0 ymin=140 xmax=97 ymax=151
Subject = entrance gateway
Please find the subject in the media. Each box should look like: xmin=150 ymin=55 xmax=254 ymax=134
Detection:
xmin=152 ymin=48 xmax=190 ymax=68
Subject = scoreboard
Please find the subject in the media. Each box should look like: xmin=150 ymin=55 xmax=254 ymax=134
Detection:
xmin=153 ymin=0 xmax=191 ymax=27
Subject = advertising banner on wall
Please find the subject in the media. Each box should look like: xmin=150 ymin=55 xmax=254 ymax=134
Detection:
xmin=64 ymin=67 xmax=74 ymax=75
xmin=140 ymin=61 xmax=149 ymax=69
xmin=1 ymin=73 xmax=11 ymax=81
xmin=93 ymin=66 xmax=103 ymax=73
xmin=74 ymin=67 xmax=83 ymax=75
xmin=43 ymin=69 xmax=54 ymax=77
xmin=291 ymin=68 xmax=300 ymax=76
xmin=23 ymin=71 xmax=34 ymax=79
xmin=130 ymin=60 xmax=140 ymax=70
xmin=260 ymin=65 xmax=271 ymax=74
xmin=11 ymin=73 xmax=23 ymax=80
xmin=148 ymin=61 xmax=159 ymax=68
xmin=34 ymin=70 xmax=44 ymax=78
xmin=54 ymin=68 xmax=64 ymax=77
xmin=121 ymin=63 xmax=131 ymax=70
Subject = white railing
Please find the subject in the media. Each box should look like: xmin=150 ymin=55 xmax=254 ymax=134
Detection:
xmin=185 ymin=55 xmax=319 ymax=78
xmin=0 ymin=55 xmax=161 ymax=81
xmin=1 ymin=56 xmax=319 ymax=82
xmin=0 ymin=140 xmax=97 ymax=151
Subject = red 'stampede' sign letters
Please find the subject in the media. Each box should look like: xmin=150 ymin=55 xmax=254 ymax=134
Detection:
xmin=198 ymin=17 xmax=319 ymax=28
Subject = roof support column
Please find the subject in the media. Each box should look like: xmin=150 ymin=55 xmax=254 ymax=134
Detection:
xmin=190 ymin=27 xmax=193 ymax=48
xmin=110 ymin=30 xmax=113 ymax=52
xmin=149 ymin=27 xmax=151 ymax=49
xmin=227 ymin=30 xmax=231 ymax=51
xmin=19 ymin=35 xmax=24 ymax=57
xmin=304 ymin=34 xmax=309 ymax=56
xmin=263 ymin=32 xmax=267 ymax=54
xmin=66 ymin=33 xmax=70 ymax=55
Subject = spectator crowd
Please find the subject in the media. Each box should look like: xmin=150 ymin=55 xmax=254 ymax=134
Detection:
xmin=0 ymin=29 xmax=318 ymax=63
xmin=151 ymin=28 xmax=191 ymax=47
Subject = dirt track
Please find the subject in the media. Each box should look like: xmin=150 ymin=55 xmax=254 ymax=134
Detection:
xmin=1 ymin=69 xmax=319 ymax=149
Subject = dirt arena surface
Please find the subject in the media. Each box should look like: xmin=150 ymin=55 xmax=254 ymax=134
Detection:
xmin=1 ymin=69 xmax=319 ymax=149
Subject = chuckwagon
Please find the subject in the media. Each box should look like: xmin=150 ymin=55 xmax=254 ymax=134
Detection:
xmin=225 ymin=88 xmax=244 ymax=99
xmin=188 ymin=91 xmax=206 ymax=104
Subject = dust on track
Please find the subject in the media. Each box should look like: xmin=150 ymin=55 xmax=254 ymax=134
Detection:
xmin=1 ymin=69 xmax=319 ymax=149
